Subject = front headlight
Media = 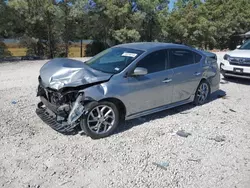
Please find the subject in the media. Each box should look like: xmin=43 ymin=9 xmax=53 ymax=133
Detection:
xmin=223 ymin=54 xmax=230 ymax=61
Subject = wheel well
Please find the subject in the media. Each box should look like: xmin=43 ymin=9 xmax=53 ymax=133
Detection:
xmin=201 ymin=78 xmax=207 ymax=83
xmin=99 ymin=98 xmax=126 ymax=120
xmin=200 ymin=78 xmax=211 ymax=86
xmin=195 ymin=78 xmax=210 ymax=93
xmin=199 ymin=78 xmax=211 ymax=92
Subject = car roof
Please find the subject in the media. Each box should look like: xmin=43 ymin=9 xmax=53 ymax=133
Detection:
xmin=114 ymin=42 xmax=189 ymax=51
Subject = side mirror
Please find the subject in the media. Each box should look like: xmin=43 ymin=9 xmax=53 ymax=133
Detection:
xmin=236 ymin=45 xmax=241 ymax=49
xmin=132 ymin=67 xmax=148 ymax=76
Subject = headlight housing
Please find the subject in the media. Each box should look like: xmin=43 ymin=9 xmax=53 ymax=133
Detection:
xmin=223 ymin=54 xmax=230 ymax=61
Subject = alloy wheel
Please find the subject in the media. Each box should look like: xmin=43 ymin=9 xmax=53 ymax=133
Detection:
xmin=87 ymin=105 xmax=116 ymax=134
xmin=197 ymin=82 xmax=209 ymax=104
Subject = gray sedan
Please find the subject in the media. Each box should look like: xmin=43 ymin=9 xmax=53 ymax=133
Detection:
xmin=36 ymin=42 xmax=220 ymax=139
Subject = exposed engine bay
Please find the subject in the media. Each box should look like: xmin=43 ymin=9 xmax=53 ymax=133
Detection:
xmin=36 ymin=58 xmax=110 ymax=133
xmin=36 ymin=83 xmax=85 ymax=132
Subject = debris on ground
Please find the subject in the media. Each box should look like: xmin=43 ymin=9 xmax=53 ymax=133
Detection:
xmin=176 ymin=130 xmax=191 ymax=138
xmin=180 ymin=111 xmax=190 ymax=114
xmin=220 ymin=81 xmax=229 ymax=84
xmin=11 ymin=100 xmax=17 ymax=104
xmin=210 ymin=135 xmax=226 ymax=142
xmin=152 ymin=162 xmax=169 ymax=170
xmin=60 ymin=180 xmax=72 ymax=186
xmin=229 ymin=109 xmax=236 ymax=113
xmin=217 ymin=94 xmax=228 ymax=99
xmin=188 ymin=158 xmax=201 ymax=162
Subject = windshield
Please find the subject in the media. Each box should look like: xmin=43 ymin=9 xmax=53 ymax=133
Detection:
xmin=239 ymin=40 xmax=250 ymax=50
xmin=86 ymin=47 xmax=144 ymax=74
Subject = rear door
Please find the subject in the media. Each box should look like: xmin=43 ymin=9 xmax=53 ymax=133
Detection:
xmin=168 ymin=49 xmax=202 ymax=103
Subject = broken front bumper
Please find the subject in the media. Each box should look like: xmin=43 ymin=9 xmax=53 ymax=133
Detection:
xmin=36 ymin=93 xmax=86 ymax=133
xmin=36 ymin=102 xmax=76 ymax=133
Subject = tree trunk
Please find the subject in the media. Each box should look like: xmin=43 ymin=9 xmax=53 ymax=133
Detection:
xmin=148 ymin=19 xmax=153 ymax=42
xmin=65 ymin=41 xmax=69 ymax=57
xmin=80 ymin=39 xmax=83 ymax=57
xmin=64 ymin=3 xmax=69 ymax=57
xmin=47 ymin=12 xmax=54 ymax=59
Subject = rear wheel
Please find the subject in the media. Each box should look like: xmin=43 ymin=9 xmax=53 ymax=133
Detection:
xmin=193 ymin=80 xmax=210 ymax=105
xmin=80 ymin=101 xmax=119 ymax=139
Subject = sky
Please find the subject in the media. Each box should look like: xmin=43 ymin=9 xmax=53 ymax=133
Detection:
xmin=169 ymin=0 xmax=176 ymax=10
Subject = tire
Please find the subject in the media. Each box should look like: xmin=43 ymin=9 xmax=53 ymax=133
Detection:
xmin=80 ymin=101 xmax=119 ymax=139
xmin=193 ymin=80 xmax=211 ymax=105
xmin=222 ymin=73 xmax=230 ymax=79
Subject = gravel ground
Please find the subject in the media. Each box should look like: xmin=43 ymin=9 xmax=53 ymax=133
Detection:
xmin=0 ymin=54 xmax=250 ymax=188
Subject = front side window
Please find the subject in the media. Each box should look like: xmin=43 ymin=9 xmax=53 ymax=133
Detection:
xmin=136 ymin=50 xmax=166 ymax=74
xmin=169 ymin=49 xmax=195 ymax=68
xmin=86 ymin=47 xmax=143 ymax=74
xmin=239 ymin=40 xmax=250 ymax=50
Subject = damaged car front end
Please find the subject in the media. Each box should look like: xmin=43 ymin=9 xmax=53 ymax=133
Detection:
xmin=36 ymin=85 xmax=86 ymax=133
xmin=36 ymin=58 xmax=111 ymax=133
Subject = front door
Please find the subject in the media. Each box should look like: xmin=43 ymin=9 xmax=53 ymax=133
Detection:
xmin=124 ymin=50 xmax=174 ymax=115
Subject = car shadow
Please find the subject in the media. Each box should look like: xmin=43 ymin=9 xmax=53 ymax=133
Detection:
xmin=58 ymin=89 xmax=226 ymax=137
xmin=220 ymin=77 xmax=250 ymax=85
xmin=115 ymin=89 xmax=226 ymax=135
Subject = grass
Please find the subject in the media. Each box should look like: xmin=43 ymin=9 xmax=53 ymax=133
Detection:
xmin=7 ymin=48 xmax=27 ymax=56
xmin=6 ymin=46 xmax=86 ymax=57
xmin=68 ymin=47 xmax=86 ymax=57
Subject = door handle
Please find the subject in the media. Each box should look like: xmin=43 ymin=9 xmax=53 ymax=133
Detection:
xmin=162 ymin=78 xmax=172 ymax=83
xmin=193 ymin=72 xmax=201 ymax=76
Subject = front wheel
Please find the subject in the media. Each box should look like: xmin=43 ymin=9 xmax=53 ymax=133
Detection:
xmin=222 ymin=73 xmax=230 ymax=80
xmin=193 ymin=80 xmax=211 ymax=105
xmin=80 ymin=101 xmax=119 ymax=139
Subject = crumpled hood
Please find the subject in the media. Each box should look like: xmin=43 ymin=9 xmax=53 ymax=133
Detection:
xmin=227 ymin=49 xmax=250 ymax=58
xmin=40 ymin=58 xmax=112 ymax=90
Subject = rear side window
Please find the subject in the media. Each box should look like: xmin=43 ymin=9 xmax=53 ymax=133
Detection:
xmin=136 ymin=50 xmax=166 ymax=74
xmin=169 ymin=49 xmax=195 ymax=68
xmin=195 ymin=53 xmax=202 ymax=63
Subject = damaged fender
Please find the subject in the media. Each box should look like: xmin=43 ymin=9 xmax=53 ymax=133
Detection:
xmin=67 ymin=93 xmax=85 ymax=124
xmin=67 ymin=93 xmax=99 ymax=125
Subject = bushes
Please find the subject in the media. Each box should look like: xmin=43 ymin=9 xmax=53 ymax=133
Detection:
xmin=85 ymin=41 xmax=108 ymax=57
xmin=0 ymin=41 xmax=12 ymax=58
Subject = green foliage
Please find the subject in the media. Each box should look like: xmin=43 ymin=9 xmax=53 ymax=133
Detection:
xmin=0 ymin=41 xmax=12 ymax=58
xmin=85 ymin=41 xmax=107 ymax=57
xmin=1 ymin=0 xmax=250 ymax=58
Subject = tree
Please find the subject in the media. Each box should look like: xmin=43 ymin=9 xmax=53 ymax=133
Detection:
xmin=2 ymin=0 xmax=250 ymax=59
xmin=9 ymin=0 xmax=59 ymax=58
xmin=55 ymin=0 xmax=77 ymax=57
xmin=166 ymin=0 xmax=200 ymax=45
xmin=73 ymin=0 xmax=143 ymax=45
xmin=135 ymin=0 xmax=169 ymax=42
